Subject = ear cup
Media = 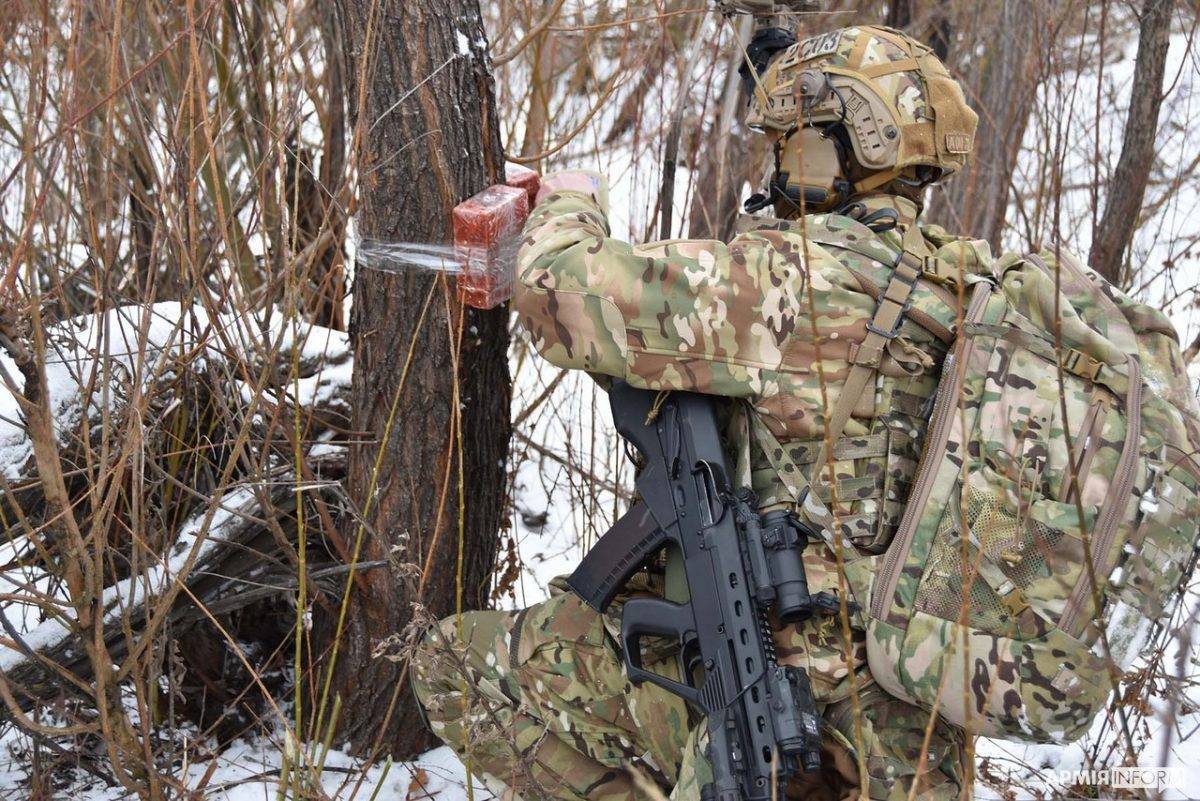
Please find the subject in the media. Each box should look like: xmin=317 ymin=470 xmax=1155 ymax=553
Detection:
xmin=775 ymin=128 xmax=851 ymax=213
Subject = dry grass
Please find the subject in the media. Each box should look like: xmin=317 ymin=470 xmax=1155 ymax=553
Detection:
xmin=0 ymin=0 xmax=1195 ymax=798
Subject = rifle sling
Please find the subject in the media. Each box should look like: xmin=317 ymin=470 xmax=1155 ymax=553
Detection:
xmin=739 ymin=402 xmax=873 ymax=622
xmin=737 ymin=403 xmax=861 ymax=562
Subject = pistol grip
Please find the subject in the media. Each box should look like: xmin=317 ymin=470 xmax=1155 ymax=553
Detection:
xmin=620 ymin=597 xmax=700 ymax=705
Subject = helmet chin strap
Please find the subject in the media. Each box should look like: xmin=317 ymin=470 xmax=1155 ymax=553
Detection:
xmin=850 ymin=168 xmax=905 ymax=195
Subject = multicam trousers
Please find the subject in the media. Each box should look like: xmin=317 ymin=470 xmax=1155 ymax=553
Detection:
xmin=410 ymin=578 xmax=966 ymax=801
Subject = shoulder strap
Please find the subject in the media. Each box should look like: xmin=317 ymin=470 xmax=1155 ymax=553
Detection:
xmin=808 ymin=223 xmax=927 ymax=489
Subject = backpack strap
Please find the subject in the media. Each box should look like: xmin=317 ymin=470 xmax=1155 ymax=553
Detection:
xmin=808 ymin=223 xmax=928 ymax=490
xmin=739 ymin=402 xmax=873 ymax=622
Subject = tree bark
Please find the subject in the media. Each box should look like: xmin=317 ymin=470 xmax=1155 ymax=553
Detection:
xmin=322 ymin=0 xmax=510 ymax=759
xmin=926 ymin=0 xmax=1040 ymax=251
xmin=1088 ymin=0 xmax=1176 ymax=285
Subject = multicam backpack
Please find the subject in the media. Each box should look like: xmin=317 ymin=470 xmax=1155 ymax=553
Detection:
xmin=736 ymin=210 xmax=1200 ymax=744
xmin=861 ymin=247 xmax=1200 ymax=743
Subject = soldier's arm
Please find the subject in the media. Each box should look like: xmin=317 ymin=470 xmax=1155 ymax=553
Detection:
xmin=515 ymin=172 xmax=808 ymax=398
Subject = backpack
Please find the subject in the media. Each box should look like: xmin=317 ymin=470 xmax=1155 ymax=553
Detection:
xmin=861 ymin=247 xmax=1200 ymax=743
xmin=736 ymin=212 xmax=1199 ymax=743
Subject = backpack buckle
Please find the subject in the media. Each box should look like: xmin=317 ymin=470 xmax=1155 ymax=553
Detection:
xmin=1062 ymin=348 xmax=1103 ymax=382
xmin=921 ymin=255 xmax=959 ymax=285
xmin=866 ymin=308 xmax=910 ymax=340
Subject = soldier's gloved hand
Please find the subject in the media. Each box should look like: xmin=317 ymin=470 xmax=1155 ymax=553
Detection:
xmin=537 ymin=170 xmax=608 ymax=214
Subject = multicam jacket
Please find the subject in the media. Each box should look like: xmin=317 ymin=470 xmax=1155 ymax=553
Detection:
xmin=515 ymin=178 xmax=990 ymax=561
xmin=515 ymin=178 xmax=1200 ymax=743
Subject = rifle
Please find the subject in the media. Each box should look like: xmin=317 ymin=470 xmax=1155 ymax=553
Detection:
xmin=568 ymin=381 xmax=832 ymax=801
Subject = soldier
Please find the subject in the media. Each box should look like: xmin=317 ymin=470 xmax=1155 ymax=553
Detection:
xmin=412 ymin=24 xmax=983 ymax=801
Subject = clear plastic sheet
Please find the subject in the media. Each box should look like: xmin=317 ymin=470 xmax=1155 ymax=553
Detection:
xmin=351 ymin=166 xmax=540 ymax=310
xmin=354 ymin=236 xmax=522 ymax=273
xmin=350 ymin=199 xmax=527 ymax=310
xmin=354 ymin=240 xmax=466 ymax=274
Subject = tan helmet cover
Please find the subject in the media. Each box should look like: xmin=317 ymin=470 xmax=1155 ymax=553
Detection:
xmin=747 ymin=25 xmax=979 ymax=191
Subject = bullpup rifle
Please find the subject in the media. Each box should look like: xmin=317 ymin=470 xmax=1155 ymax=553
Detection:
xmin=568 ymin=381 xmax=835 ymax=801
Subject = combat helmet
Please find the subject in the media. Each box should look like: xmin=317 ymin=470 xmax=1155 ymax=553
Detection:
xmin=744 ymin=25 xmax=978 ymax=216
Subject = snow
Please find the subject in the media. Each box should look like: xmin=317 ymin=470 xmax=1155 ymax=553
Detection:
xmin=0 ymin=485 xmax=258 ymax=673
xmin=0 ymin=731 xmax=488 ymax=801
xmin=0 ymin=302 xmax=350 ymax=480
xmin=457 ymin=30 xmax=473 ymax=57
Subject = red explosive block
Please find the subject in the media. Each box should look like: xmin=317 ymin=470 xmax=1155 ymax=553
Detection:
xmin=452 ymin=184 xmax=529 ymax=310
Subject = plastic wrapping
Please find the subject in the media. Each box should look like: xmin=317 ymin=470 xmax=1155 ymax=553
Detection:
xmin=453 ymin=184 xmax=528 ymax=309
xmin=354 ymin=240 xmax=464 ymax=274
xmin=353 ymin=165 xmax=541 ymax=310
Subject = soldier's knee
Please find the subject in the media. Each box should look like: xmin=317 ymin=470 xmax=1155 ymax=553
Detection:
xmin=824 ymin=685 xmax=966 ymax=801
xmin=410 ymin=609 xmax=520 ymax=719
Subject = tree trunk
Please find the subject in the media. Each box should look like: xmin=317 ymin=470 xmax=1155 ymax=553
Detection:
xmin=882 ymin=1 xmax=952 ymax=60
xmin=321 ymin=0 xmax=510 ymax=760
xmin=309 ymin=1 xmax=349 ymax=330
xmin=926 ymin=0 xmax=1040 ymax=251
xmin=1088 ymin=0 xmax=1175 ymax=286
xmin=519 ymin=0 xmax=555 ymax=161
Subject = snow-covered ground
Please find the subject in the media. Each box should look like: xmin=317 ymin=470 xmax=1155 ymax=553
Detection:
xmin=0 ymin=736 xmax=487 ymax=801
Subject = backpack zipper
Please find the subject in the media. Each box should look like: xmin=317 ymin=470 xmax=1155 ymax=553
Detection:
xmin=871 ymin=284 xmax=992 ymax=621
xmin=1059 ymin=356 xmax=1142 ymax=637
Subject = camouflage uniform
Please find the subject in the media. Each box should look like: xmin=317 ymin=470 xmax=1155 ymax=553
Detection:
xmin=414 ymin=23 xmax=1200 ymax=795
xmin=413 ymin=24 xmax=988 ymax=801
xmin=412 ymin=179 xmax=985 ymax=799
xmin=413 ymin=577 xmax=963 ymax=801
